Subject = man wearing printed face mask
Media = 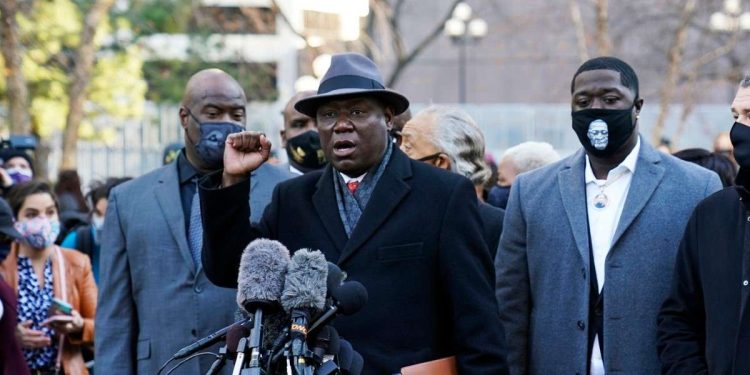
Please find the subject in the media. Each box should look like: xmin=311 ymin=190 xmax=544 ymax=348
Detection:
xmin=279 ymin=90 xmax=327 ymax=174
xmin=495 ymin=56 xmax=722 ymax=375
xmin=95 ymin=69 xmax=291 ymax=374
xmin=657 ymin=74 xmax=750 ymax=374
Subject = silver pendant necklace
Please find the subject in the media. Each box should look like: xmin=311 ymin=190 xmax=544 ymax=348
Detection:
xmin=592 ymin=171 xmax=627 ymax=209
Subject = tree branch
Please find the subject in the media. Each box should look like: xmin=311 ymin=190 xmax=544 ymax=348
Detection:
xmin=386 ymin=0 xmax=462 ymax=87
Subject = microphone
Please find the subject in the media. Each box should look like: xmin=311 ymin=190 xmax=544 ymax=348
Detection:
xmin=172 ymin=316 xmax=252 ymax=359
xmin=312 ymin=325 xmax=341 ymax=359
xmin=234 ymin=238 xmax=291 ymax=374
xmin=309 ymin=281 xmax=368 ymax=334
xmin=280 ymin=249 xmax=329 ymax=375
xmin=226 ymin=322 xmax=251 ymax=360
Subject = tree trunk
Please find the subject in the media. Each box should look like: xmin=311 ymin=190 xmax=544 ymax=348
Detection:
xmin=651 ymin=0 xmax=696 ymax=145
xmin=61 ymin=0 xmax=115 ymax=170
xmin=569 ymin=0 xmax=589 ymax=63
xmin=593 ymin=0 xmax=611 ymax=55
xmin=0 ymin=0 xmax=31 ymax=135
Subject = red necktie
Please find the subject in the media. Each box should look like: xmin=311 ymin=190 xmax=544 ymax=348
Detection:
xmin=347 ymin=181 xmax=360 ymax=194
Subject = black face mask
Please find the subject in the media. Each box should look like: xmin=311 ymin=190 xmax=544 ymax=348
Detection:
xmin=285 ymin=130 xmax=326 ymax=173
xmin=730 ymin=121 xmax=750 ymax=168
xmin=571 ymin=107 xmax=636 ymax=157
xmin=186 ymin=111 xmax=244 ymax=170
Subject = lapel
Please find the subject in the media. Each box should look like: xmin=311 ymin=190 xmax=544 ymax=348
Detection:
xmin=337 ymin=149 xmax=412 ymax=265
xmin=738 ymin=201 xmax=750 ymax=332
xmin=610 ymin=141 xmax=665 ymax=249
xmin=153 ymin=162 xmax=198 ymax=275
xmin=313 ymin=166 xmax=348 ymax=259
xmin=558 ymin=149 xmax=590 ymax=264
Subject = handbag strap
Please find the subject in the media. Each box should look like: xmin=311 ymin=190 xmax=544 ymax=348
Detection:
xmin=53 ymin=246 xmax=67 ymax=374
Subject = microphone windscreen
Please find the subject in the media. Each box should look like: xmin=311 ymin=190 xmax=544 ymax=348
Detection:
xmin=226 ymin=322 xmax=251 ymax=359
xmin=337 ymin=339 xmax=354 ymax=371
xmin=313 ymin=325 xmax=341 ymax=355
xmin=280 ymin=249 xmax=328 ymax=312
xmin=236 ymin=239 xmax=291 ymax=311
xmin=332 ymin=281 xmax=368 ymax=316
xmin=326 ymin=262 xmax=345 ymax=295
xmin=347 ymin=351 xmax=364 ymax=375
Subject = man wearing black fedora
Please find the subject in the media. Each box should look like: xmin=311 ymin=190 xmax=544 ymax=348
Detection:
xmin=198 ymin=52 xmax=509 ymax=374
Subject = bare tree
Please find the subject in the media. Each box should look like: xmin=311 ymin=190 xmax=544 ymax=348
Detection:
xmin=0 ymin=0 xmax=31 ymax=135
xmin=651 ymin=0 xmax=697 ymax=145
xmin=569 ymin=0 xmax=590 ymax=63
xmin=593 ymin=0 xmax=612 ymax=55
xmin=60 ymin=0 xmax=116 ymax=170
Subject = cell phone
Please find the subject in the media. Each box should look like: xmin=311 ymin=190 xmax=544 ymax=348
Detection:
xmin=49 ymin=298 xmax=73 ymax=315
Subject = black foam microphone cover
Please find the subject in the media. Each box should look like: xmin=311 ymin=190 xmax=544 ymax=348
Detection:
xmin=326 ymin=262 xmax=345 ymax=294
xmin=337 ymin=339 xmax=354 ymax=371
xmin=332 ymin=281 xmax=368 ymax=315
xmin=312 ymin=325 xmax=341 ymax=357
xmin=346 ymin=351 xmax=364 ymax=375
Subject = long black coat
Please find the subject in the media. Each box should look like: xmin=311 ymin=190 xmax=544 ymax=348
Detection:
xmin=657 ymin=185 xmax=750 ymax=374
xmin=199 ymin=147 xmax=509 ymax=374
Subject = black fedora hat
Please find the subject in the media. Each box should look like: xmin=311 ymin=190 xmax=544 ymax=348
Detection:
xmin=295 ymin=53 xmax=409 ymax=117
xmin=0 ymin=198 xmax=21 ymax=241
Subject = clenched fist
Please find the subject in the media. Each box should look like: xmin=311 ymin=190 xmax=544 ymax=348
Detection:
xmin=222 ymin=131 xmax=272 ymax=187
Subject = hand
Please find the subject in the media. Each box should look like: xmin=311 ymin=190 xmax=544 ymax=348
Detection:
xmin=222 ymin=131 xmax=271 ymax=187
xmin=16 ymin=320 xmax=52 ymax=349
xmin=0 ymin=168 xmax=12 ymax=188
xmin=42 ymin=310 xmax=84 ymax=335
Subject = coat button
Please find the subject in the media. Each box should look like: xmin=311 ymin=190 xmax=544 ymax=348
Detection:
xmin=744 ymin=280 xmax=749 ymax=286
xmin=194 ymin=286 xmax=203 ymax=293
xmin=577 ymin=320 xmax=585 ymax=330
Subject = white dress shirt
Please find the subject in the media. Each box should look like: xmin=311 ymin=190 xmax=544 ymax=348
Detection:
xmin=585 ymin=138 xmax=640 ymax=375
xmin=340 ymin=172 xmax=367 ymax=186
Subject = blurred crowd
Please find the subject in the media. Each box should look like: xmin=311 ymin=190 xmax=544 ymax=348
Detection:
xmin=0 ymin=52 xmax=746 ymax=375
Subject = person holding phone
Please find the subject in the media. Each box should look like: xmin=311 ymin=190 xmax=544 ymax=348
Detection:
xmin=0 ymin=181 xmax=96 ymax=374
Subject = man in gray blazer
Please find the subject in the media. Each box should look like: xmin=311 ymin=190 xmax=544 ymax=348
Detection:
xmin=495 ymin=57 xmax=722 ymax=375
xmin=95 ymin=69 xmax=291 ymax=374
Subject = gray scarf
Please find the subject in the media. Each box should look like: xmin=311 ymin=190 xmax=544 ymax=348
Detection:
xmin=333 ymin=142 xmax=394 ymax=237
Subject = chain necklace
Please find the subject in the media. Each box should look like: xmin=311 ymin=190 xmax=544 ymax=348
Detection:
xmin=592 ymin=170 xmax=629 ymax=209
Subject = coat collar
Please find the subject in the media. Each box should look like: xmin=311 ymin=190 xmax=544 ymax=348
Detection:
xmin=313 ymin=147 xmax=413 ymax=265
xmin=558 ymin=138 xmax=665 ymax=262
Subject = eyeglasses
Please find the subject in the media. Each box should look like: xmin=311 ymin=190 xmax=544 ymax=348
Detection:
xmin=417 ymin=152 xmax=443 ymax=163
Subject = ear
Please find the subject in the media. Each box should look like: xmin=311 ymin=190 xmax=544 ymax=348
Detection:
xmin=434 ymin=153 xmax=452 ymax=171
xmin=634 ymin=97 xmax=644 ymax=114
xmin=383 ymin=107 xmax=394 ymax=132
xmin=280 ymin=129 xmax=287 ymax=148
xmin=179 ymin=107 xmax=190 ymax=130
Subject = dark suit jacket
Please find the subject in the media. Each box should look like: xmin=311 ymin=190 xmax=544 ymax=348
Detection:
xmin=657 ymin=186 xmax=750 ymax=375
xmin=200 ymin=147 xmax=508 ymax=375
xmin=479 ymin=202 xmax=504 ymax=260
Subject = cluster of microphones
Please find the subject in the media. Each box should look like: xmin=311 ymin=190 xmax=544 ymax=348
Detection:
xmin=158 ymin=239 xmax=368 ymax=375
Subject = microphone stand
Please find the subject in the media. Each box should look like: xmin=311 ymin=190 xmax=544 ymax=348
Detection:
xmin=240 ymin=309 xmax=264 ymax=375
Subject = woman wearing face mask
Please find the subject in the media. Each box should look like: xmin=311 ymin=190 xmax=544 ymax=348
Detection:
xmin=0 ymin=151 xmax=35 ymax=196
xmin=0 ymin=181 xmax=96 ymax=375
xmin=61 ymin=177 xmax=131 ymax=284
